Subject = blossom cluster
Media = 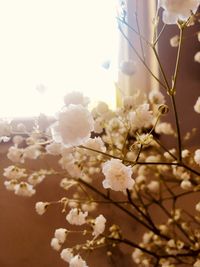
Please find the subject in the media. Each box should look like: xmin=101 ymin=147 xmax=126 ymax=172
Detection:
xmin=1 ymin=1 xmax=200 ymax=267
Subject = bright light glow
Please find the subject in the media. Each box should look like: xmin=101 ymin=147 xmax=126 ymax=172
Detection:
xmin=0 ymin=0 xmax=118 ymax=117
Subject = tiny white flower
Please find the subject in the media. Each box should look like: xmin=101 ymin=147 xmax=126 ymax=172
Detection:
xmin=95 ymin=101 xmax=109 ymax=115
xmin=149 ymin=90 xmax=165 ymax=105
xmin=194 ymin=51 xmax=200 ymax=63
xmin=28 ymin=173 xmax=45 ymax=185
xmin=14 ymin=182 xmax=36 ymax=197
xmin=120 ymin=60 xmax=136 ymax=76
xmin=35 ymin=202 xmax=49 ymax=215
xmin=64 ymin=91 xmax=89 ymax=107
xmin=155 ymin=122 xmax=174 ymax=135
xmin=16 ymin=123 xmax=26 ymax=132
xmin=147 ymin=181 xmax=160 ymax=193
xmin=102 ymin=158 xmax=135 ymax=192
xmin=129 ymin=104 xmax=153 ymax=131
xmin=66 ymin=208 xmax=88 ymax=225
xmin=83 ymin=137 xmax=106 ymax=155
xmin=198 ymin=32 xmax=200 ymax=42
xmin=92 ymin=214 xmax=106 ymax=237
xmin=182 ymin=149 xmax=190 ymax=158
xmin=4 ymin=180 xmax=18 ymax=191
xmin=194 ymin=149 xmax=200 ymax=165
xmin=194 ymin=259 xmax=200 ymax=267
xmin=170 ymin=35 xmax=180 ymax=47
xmin=3 ymin=165 xmax=26 ymax=180
xmin=7 ymin=146 xmax=24 ymax=163
xmin=69 ymin=255 xmax=88 ymax=267
xmin=194 ymin=97 xmax=200 ymax=113
xmin=51 ymin=237 xmax=62 ymax=251
xmin=195 ymin=202 xmax=200 ymax=212
xmin=159 ymin=0 xmax=200 ymax=24
xmin=46 ymin=142 xmax=62 ymax=155
xmin=60 ymin=248 xmax=74 ymax=263
xmin=12 ymin=135 xmax=24 ymax=146
xmin=0 ymin=120 xmax=12 ymax=137
xmin=54 ymin=228 xmax=68 ymax=244
xmin=180 ymin=180 xmax=192 ymax=190
xmin=51 ymin=105 xmax=94 ymax=148
xmin=123 ymin=90 xmax=147 ymax=111
xmin=132 ymin=248 xmax=143 ymax=264
xmin=23 ymin=145 xmax=41 ymax=160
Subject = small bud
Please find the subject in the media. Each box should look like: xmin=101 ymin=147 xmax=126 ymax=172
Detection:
xmin=158 ymin=104 xmax=169 ymax=115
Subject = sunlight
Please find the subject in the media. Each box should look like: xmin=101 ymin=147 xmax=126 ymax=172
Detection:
xmin=0 ymin=0 xmax=118 ymax=117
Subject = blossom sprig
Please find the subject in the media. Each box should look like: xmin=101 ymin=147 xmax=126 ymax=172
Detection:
xmin=2 ymin=1 xmax=200 ymax=266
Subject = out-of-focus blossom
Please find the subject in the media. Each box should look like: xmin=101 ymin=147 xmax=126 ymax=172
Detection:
xmin=51 ymin=105 xmax=94 ymax=147
xmin=194 ymin=97 xmax=200 ymax=113
xmin=159 ymin=0 xmax=200 ymax=24
xmin=64 ymin=91 xmax=89 ymax=107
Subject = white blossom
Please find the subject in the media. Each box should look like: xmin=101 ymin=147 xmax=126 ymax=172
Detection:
xmin=102 ymin=158 xmax=134 ymax=192
xmin=64 ymin=91 xmax=89 ymax=107
xmin=170 ymin=35 xmax=180 ymax=47
xmin=60 ymin=248 xmax=74 ymax=263
xmin=120 ymin=60 xmax=136 ymax=75
xmin=35 ymin=202 xmax=49 ymax=215
xmin=54 ymin=228 xmax=68 ymax=244
xmin=182 ymin=149 xmax=190 ymax=158
xmin=28 ymin=173 xmax=45 ymax=185
xmin=194 ymin=97 xmax=200 ymax=113
xmin=51 ymin=237 xmax=62 ymax=251
xmin=194 ymin=149 xmax=200 ymax=165
xmin=23 ymin=145 xmax=41 ymax=160
xmin=149 ymin=90 xmax=165 ymax=105
xmin=0 ymin=120 xmax=12 ymax=138
xmin=7 ymin=146 xmax=24 ymax=163
xmin=14 ymin=182 xmax=36 ymax=197
xmin=194 ymin=51 xmax=200 ymax=63
xmin=132 ymin=249 xmax=143 ymax=264
xmin=198 ymin=32 xmax=200 ymax=42
xmin=147 ymin=181 xmax=160 ymax=193
xmin=194 ymin=260 xmax=200 ymax=267
xmin=129 ymin=104 xmax=153 ymax=131
xmin=123 ymin=90 xmax=147 ymax=110
xmin=94 ymin=101 xmax=109 ymax=115
xmin=66 ymin=208 xmax=88 ymax=225
xmin=16 ymin=123 xmax=26 ymax=132
xmin=196 ymin=202 xmax=200 ymax=212
xmin=4 ymin=180 xmax=18 ymax=191
xmin=69 ymin=255 xmax=88 ymax=267
xmin=45 ymin=142 xmax=62 ymax=155
xmin=3 ymin=165 xmax=26 ymax=180
xmin=155 ymin=122 xmax=174 ymax=135
xmin=180 ymin=180 xmax=192 ymax=190
xmin=51 ymin=105 xmax=94 ymax=147
xmin=12 ymin=135 xmax=24 ymax=146
xmin=83 ymin=137 xmax=106 ymax=155
xmin=159 ymin=0 xmax=200 ymax=24
xmin=92 ymin=214 xmax=106 ymax=237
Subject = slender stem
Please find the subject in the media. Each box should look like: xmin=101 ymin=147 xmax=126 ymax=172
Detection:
xmin=153 ymin=136 xmax=177 ymax=160
xmin=171 ymin=95 xmax=182 ymax=161
xmin=135 ymin=1 xmax=145 ymax=61
xmin=77 ymin=178 xmax=157 ymax=232
xmin=152 ymin=46 xmax=170 ymax=90
xmin=118 ymin=25 xmax=167 ymax=90
xmin=154 ymin=23 xmax=166 ymax=46
xmin=126 ymin=189 xmax=162 ymax=236
xmin=172 ymin=26 xmax=184 ymax=91
xmin=117 ymin=17 xmax=150 ymax=46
